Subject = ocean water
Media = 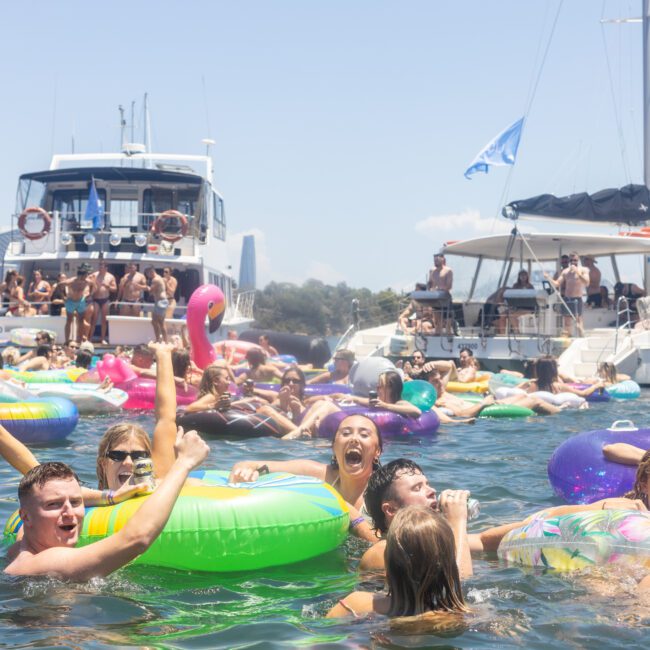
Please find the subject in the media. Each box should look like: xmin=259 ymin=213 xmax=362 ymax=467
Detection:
xmin=1 ymin=398 xmax=650 ymax=648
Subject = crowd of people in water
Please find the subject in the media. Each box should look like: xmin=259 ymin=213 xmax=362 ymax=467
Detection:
xmin=0 ymin=259 xmax=179 ymax=344
xmin=2 ymin=327 xmax=650 ymax=626
xmin=399 ymin=251 xmax=648 ymax=338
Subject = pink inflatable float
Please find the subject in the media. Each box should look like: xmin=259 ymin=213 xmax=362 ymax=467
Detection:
xmin=96 ymin=354 xmax=198 ymax=410
xmin=186 ymin=284 xmax=226 ymax=369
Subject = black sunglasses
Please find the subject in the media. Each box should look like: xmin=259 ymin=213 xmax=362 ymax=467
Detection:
xmin=283 ymin=377 xmax=303 ymax=384
xmin=106 ymin=450 xmax=151 ymax=462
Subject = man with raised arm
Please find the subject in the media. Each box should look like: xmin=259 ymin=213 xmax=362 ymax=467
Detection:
xmin=5 ymin=428 xmax=209 ymax=580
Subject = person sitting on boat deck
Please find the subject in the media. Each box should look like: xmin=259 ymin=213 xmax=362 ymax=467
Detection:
xmin=87 ymin=258 xmax=117 ymax=344
xmin=0 ymin=270 xmax=17 ymax=314
xmin=422 ymin=364 xmax=564 ymax=416
xmin=234 ymin=347 xmax=284 ymax=384
xmin=4 ymin=427 xmax=209 ymax=580
xmin=18 ymin=344 xmax=53 ymax=372
xmin=328 ymin=505 xmax=469 ymax=619
xmin=427 ymin=254 xmax=453 ymax=335
xmin=0 ymin=342 xmax=194 ymax=510
xmin=614 ymin=281 xmax=646 ymax=316
xmin=258 ymin=334 xmax=279 ymax=357
xmin=398 ymin=299 xmax=420 ymax=334
xmin=582 ymin=255 xmax=602 ymax=307
xmin=475 ymin=285 xmax=508 ymax=332
xmin=49 ymin=272 xmax=68 ymax=317
xmin=284 ymin=370 xmax=421 ymax=439
xmin=228 ymin=413 xmax=381 ymax=541
xmin=26 ymin=269 xmax=52 ymax=315
xmin=144 ymin=266 xmax=169 ymax=343
xmin=545 ymin=252 xmax=589 ymax=336
xmin=58 ymin=263 xmax=96 ymax=343
xmin=403 ymin=350 xmax=427 ymax=379
xmin=308 ymin=349 xmax=355 ymax=385
xmin=117 ymin=262 xmax=148 ymax=317
xmin=498 ymin=269 xmax=535 ymax=334
xmin=8 ymin=276 xmax=35 ymax=317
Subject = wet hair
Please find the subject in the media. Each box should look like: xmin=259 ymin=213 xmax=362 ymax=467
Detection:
xmin=18 ymin=462 xmax=80 ymax=504
xmin=333 ymin=349 xmax=355 ymax=364
xmin=378 ymin=370 xmax=403 ymax=404
xmin=2 ymin=346 xmax=20 ymax=366
xmin=330 ymin=414 xmax=383 ymax=469
xmin=458 ymin=347 xmax=473 ymax=358
xmin=36 ymin=344 xmax=52 ymax=358
xmin=535 ymin=356 xmax=558 ymax=393
xmin=385 ymin=506 xmax=468 ymax=616
xmin=245 ymin=347 xmax=266 ymax=368
xmin=75 ymin=350 xmax=93 ymax=369
xmin=36 ymin=331 xmax=53 ymax=343
xmin=624 ymin=450 xmax=650 ymax=507
xmin=364 ymin=459 xmax=424 ymax=534
xmin=597 ymin=362 xmax=617 ymax=384
xmin=198 ymin=365 xmax=230 ymax=398
xmin=96 ymin=423 xmax=152 ymax=489
xmin=172 ymin=349 xmax=191 ymax=378
xmin=280 ymin=366 xmax=306 ymax=401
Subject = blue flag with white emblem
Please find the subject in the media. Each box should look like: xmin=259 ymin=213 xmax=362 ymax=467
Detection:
xmin=464 ymin=117 xmax=525 ymax=179
xmin=82 ymin=177 xmax=104 ymax=230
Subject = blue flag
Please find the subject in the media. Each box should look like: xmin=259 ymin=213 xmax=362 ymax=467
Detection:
xmin=464 ymin=117 xmax=525 ymax=179
xmin=82 ymin=178 xmax=104 ymax=230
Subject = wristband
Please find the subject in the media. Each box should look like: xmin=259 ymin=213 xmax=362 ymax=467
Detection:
xmin=349 ymin=516 xmax=365 ymax=530
xmin=108 ymin=490 xmax=115 ymax=505
xmin=256 ymin=464 xmax=270 ymax=476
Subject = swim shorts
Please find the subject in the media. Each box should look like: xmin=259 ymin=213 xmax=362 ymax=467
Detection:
xmin=65 ymin=296 xmax=87 ymax=315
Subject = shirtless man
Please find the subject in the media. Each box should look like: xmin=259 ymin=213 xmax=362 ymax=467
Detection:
xmin=427 ymin=253 xmax=453 ymax=334
xmin=308 ymin=349 xmax=355 ymax=385
xmin=145 ymin=266 xmax=169 ymax=342
xmin=258 ymin=334 xmax=279 ymax=357
xmin=26 ymin=269 xmax=52 ymax=315
xmin=583 ymin=255 xmax=602 ymax=307
xmin=162 ymin=267 xmax=178 ymax=318
xmin=59 ymin=264 xmax=95 ymax=343
xmin=88 ymin=259 xmax=117 ymax=344
xmin=117 ymin=263 xmax=147 ymax=317
xmin=546 ymin=252 xmax=589 ymax=336
xmin=4 ymin=429 xmax=209 ymax=579
xmin=18 ymin=345 xmax=53 ymax=372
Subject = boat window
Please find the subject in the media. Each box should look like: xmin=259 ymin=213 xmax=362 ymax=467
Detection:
xmin=16 ymin=179 xmax=46 ymax=212
xmin=213 ymin=194 xmax=226 ymax=240
xmin=109 ymin=200 xmax=139 ymax=228
xmin=52 ymin=188 xmax=107 ymax=230
xmin=143 ymin=188 xmax=198 ymax=232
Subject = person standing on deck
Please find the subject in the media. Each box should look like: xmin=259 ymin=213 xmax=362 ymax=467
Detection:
xmin=162 ymin=268 xmax=178 ymax=318
xmin=546 ymin=252 xmax=589 ymax=337
xmin=583 ymin=255 xmax=602 ymax=307
xmin=58 ymin=264 xmax=95 ymax=343
xmin=427 ymin=254 xmax=453 ymax=334
xmin=145 ymin=267 xmax=169 ymax=342
xmin=117 ymin=263 xmax=147 ymax=317
xmin=88 ymin=259 xmax=117 ymax=344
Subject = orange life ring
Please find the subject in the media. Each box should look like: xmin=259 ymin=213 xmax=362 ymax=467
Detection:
xmin=18 ymin=207 xmax=52 ymax=241
xmin=151 ymin=210 xmax=189 ymax=243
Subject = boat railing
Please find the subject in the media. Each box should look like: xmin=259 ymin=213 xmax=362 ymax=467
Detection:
xmin=611 ymin=296 xmax=633 ymax=357
xmin=228 ymin=290 xmax=255 ymax=322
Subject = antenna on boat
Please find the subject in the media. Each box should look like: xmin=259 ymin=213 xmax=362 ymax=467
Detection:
xmin=202 ymin=138 xmax=215 ymax=157
xmin=143 ymin=92 xmax=152 ymax=168
xmin=118 ymin=105 xmax=126 ymax=151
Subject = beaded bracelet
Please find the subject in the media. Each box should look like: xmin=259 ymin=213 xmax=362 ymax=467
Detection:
xmin=349 ymin=516 xmax=365 ymax=529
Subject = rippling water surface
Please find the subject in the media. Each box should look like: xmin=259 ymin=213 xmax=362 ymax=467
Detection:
xmin=2 ymin=397 xmax=650 ymax=648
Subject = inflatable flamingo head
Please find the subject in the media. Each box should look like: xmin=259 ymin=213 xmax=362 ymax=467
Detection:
xmin=187 ymin=284 xmax=227 ymax=369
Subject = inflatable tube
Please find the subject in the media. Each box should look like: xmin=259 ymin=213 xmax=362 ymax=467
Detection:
xmin=530 ymin=391 xmax=585 ymax=408
xmin=177 ymin=407 xmax=284 ymax=438
xmin=608 ymin=380 xmax=641 ymax=400
xmin=479 ymin=404 xmax=535 ymax=419
xmin=567 ymin=384 xmax=611 ymax=403
xmin=5 ymin=367 xmax=85 ymax=384
xmin=213 ymin=340 xmax=263 ymax=365
xmin=96 ymin=354 xmax=137 ymax=384
xmin=3 ymin=471 xmax=348 ymax=572
xmin=254 ymin=382 xmax=351 ymax=397
xmin=317 ymin=406 xmax=440 ymax=438
xmin=238 ymin=329 xmax=332 ymax=367
xmin=118 ymin=377 xmax=198 ymax=410
xmin=9 ymin=328 xmax=57 ymax=347
xmin=547 ymin=420 xmax=650 ymax=504
xmin=401 ymin=380 xmax=437 ymax=411
xmin=493 ymin=386 xmax=527 ymax=400
xmin=446 ymin=380 xmax=489 ymax=394
xmin=22 ymin=383 xmax=127 ymax=415
xmin=0 ymin=397 xmax=79 ymax=443
xmin=498 ymin=509 xmax=650 ymax=571
xmin=453 ymin=392 xmax=485 ymax=404
xmin=186 ymin=284 xmax=226 ymax=369
xmin=488 ymin=373 xmax=526 ymax=396
xmin=350 ymin=358 xmax=397 ymax=397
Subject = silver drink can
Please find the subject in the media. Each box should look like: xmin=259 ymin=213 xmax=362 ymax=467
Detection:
xmin=131 ymin=458 xmax=156 ymax=490
xmin=467 ymin=497 xmax=481 ymax=520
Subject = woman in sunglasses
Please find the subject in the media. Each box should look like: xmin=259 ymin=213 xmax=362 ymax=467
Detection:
xmin=0 ymin=341 xmax=184 ymax=506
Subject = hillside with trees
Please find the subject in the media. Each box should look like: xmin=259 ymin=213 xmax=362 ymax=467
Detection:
xmin=253 ymin=280 xmax=402 ymax=336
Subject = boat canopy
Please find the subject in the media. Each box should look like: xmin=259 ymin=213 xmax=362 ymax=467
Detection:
xmin=441 ymin=232 xmax=650 ymax=262
xmin=503 ymin=184 xmax=650 ymax=226
xmin=19 ymin=167 xmax=203 ymax=185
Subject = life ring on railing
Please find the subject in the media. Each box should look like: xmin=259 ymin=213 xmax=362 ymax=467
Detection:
xmin=18 ymin=207 xmax=51 ymax=241
xmin=151 ymin=210 xmax=189 ymax=242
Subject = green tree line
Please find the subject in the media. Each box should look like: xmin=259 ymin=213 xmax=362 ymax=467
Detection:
xmin=253 ymin=280 xmax=402 ymax=336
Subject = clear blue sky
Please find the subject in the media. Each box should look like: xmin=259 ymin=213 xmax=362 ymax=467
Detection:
xmin=0 ymin=1 xmax=643 ymax=291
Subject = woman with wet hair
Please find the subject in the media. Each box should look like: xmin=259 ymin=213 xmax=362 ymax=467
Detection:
xmin=328 ymin=505 xmax=469 ymax=618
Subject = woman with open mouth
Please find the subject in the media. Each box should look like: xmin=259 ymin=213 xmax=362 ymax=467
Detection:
xmin=228 ymin=412 xmax=383 ymax=541
xmin=0 ymin=341 xmax=183 ymax=509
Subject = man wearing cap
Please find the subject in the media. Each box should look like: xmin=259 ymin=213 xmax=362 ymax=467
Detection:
xmin=583 ymin=255 xmax=602 ymax=307
xmin=58 ymin=264 xmax=96 ymax=343
xmin=307 ymin=349 xmax=355 ymax=385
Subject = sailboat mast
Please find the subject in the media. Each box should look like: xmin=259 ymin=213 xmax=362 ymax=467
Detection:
xmin=643 ymin=0 xmax=650 ymax=187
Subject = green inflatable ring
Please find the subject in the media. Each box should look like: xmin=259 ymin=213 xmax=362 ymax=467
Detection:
xmin=479 ymin=404 xmax=535 ymax=419
xmin=3 ymin=471 xmax=349 ymax=572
